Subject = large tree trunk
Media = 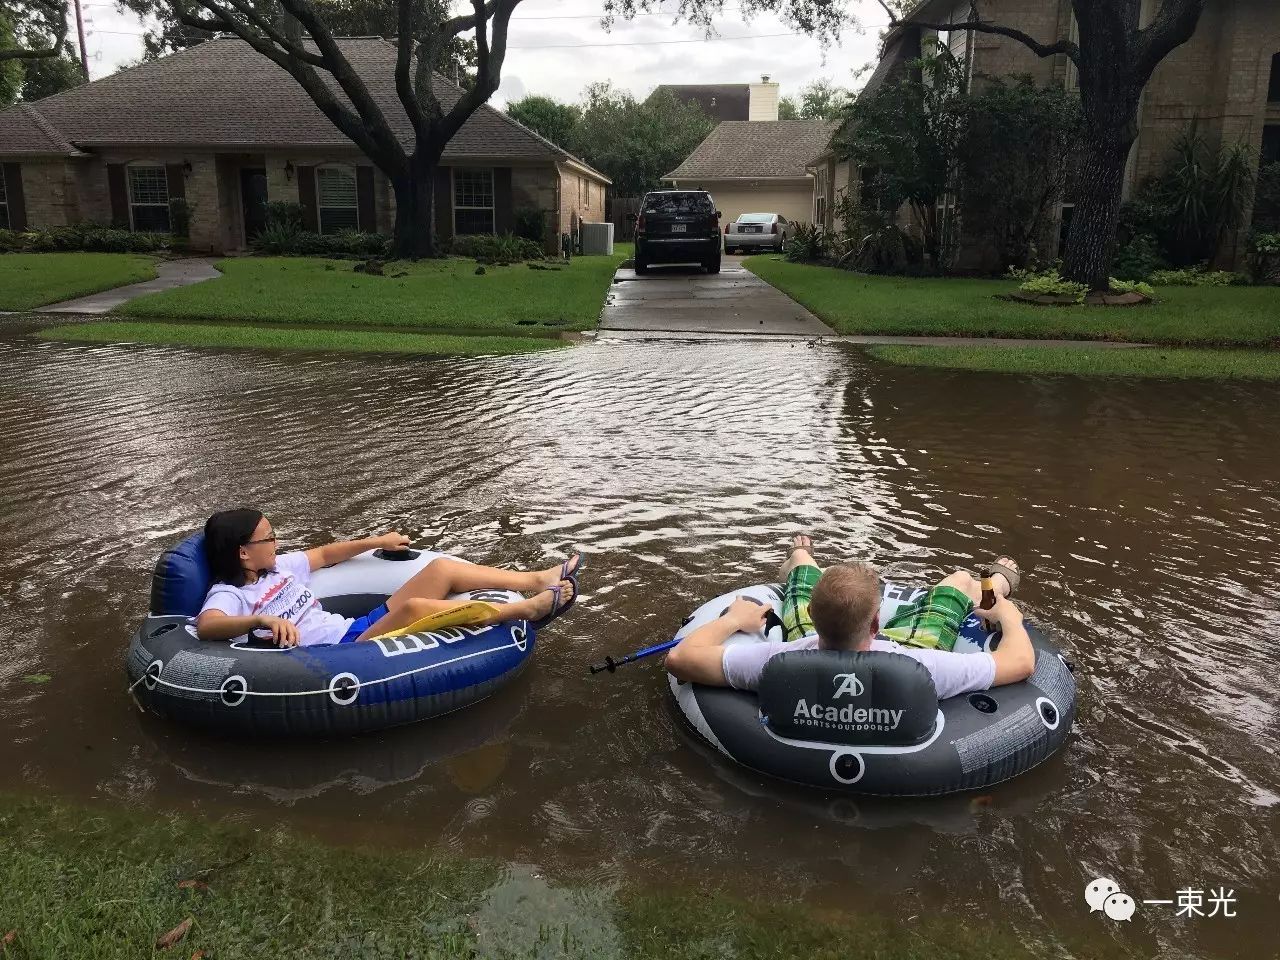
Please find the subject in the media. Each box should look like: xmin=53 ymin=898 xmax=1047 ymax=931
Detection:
xmin=1061 ymin=130 xmax=1133 ymax=289
xmin=390 ymin=153 xmax=440 ymax=260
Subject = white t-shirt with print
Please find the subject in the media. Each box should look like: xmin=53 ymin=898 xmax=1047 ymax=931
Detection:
xmin=199 ymin=550 xmax=353 ymax=647
xmin=720 ymin=634 xmax=997 ymax=701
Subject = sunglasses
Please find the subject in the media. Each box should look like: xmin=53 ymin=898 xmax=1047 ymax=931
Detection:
xmin=244 ymin=533 xmax=278 ymax=545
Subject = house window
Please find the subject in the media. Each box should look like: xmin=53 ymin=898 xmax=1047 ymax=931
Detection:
xmin=454 ymin=167 xmax=495 ymax=234
xmin=316 ymin=165 xmax=359 ymax=234
xmin=128 ymin=165 xmax=171 ymax=233
xmin=0 ymin=166 xmax=8 ymax=230
xmin=1269 ymin=54 xmax=1280 ymax=103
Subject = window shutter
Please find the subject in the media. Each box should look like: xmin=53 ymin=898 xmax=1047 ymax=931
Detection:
xmin=165 ymin=163 xmax=186 ymax=201
xmin=433 ymin=166 xmax=453 ymax=241
xmin=2 ymin=163 xmax=26 ymax=230
xmin=296 ymin=165 xmax=319 ymax=231
xmin=107 ymin=163 xmax=129 ymax=228
xmin=356 ymin=166 xmax=376 ymax=233
xmin=494 ymin=167 xmax=513 ymax=234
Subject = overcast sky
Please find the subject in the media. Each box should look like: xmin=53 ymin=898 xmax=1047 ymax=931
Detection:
xmin=74 ymin=0 xmax=891 ymax=106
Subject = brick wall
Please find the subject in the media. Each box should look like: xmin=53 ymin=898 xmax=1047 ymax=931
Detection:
xmin=512 ymin=164 xmax=559 ymax=253
xmin=17 ymin=161 xmax=79 ymax=227
xmin=557 ymin=164 xmax=607 ymax=239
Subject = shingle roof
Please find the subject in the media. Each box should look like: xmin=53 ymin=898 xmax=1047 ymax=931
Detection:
xmin=0 ymin=37 xmax=609 ymax=181
xmin=0 ymin=103 xmax=84 ymax=156
xmin=650 ymin=84 xmax=750 ymax=122
xmin=663 ymin=120 xmax=837 ymax=181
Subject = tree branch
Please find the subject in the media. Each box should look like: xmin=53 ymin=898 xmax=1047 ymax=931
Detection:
xmin=876 ymin=0 xmax=1079 ymax=66
xmin=0 ymin=0 xmax=70 ymax=62
xmin=439 ymin=0 xmax=516 ymax=142
xmin=1133 ymin=0 xmax=1207 ymax=82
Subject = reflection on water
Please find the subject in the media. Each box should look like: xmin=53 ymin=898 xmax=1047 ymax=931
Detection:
xmin=0 ymin=332 xmax=1277 ymax=959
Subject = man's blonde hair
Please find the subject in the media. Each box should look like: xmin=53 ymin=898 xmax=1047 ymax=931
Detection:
xmin=809 ymin=562 xmax=882 ymax=650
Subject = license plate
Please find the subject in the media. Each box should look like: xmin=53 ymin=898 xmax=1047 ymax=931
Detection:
xmin=742 ymin=225 xmax=761 ymax=233
xmin=671 ymin=224 xmax=687 ymax=233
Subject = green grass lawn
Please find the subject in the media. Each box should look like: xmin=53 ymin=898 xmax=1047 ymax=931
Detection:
xmin=0 ymin=253 xmax=157 ymax=310
xmin=0 ymin=791 xmax=1118 ymax=960
xmin=866 ymin=345 xmax=1280 ymax=380
xmin=36 ymin=322 xmax=567 ymax=356
xmin=118 ymin=253 xmax=624 ymax=337
xmin=746 ymin=257 xmax=1280 ymax=346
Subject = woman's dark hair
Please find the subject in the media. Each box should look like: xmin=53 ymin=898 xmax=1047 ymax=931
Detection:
xmin=204 ymin=509 xmax=264 ymax=586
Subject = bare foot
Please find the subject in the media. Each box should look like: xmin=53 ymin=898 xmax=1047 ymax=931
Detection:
xmin=533 ymin=553 xmax=582 ymax=591
xmin=988 ymin=556 xmax=1020 ymax=598
xmin=524 ymin=577 xmax=577 ymax=623
xmin=778 ymin=534 xmax=817 ymax=580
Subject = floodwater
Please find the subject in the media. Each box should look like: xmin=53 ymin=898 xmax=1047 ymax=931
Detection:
xmin=0 ymin=330 xmax=1276 ymax=959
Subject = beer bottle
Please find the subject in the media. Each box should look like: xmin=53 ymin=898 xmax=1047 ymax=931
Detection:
xmin=979 ymin=567 xmax=998 ymax=610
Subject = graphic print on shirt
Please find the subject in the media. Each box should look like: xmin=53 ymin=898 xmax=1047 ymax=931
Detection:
xmin=250 ymin=574 xmax=319 ymax=625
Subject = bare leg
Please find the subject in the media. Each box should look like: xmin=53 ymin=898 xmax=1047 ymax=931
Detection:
xmin=385 ymin=555 xmax=580 ymax=612
xmin=777 ymin=534 xmax=818 ymax=581
xmin=356 ymin=580 xmax=576 ymax=642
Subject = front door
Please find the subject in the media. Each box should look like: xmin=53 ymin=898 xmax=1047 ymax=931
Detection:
xmin=240 ymin=167 xmax=268 ymax=243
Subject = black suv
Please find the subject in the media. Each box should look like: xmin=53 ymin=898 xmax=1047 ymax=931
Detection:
xmin=632 ymin=190 xmax=722 ymax=275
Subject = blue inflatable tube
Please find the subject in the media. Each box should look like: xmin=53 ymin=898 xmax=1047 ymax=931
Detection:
xmin=125 ymin=534 xmax=536 ymax=736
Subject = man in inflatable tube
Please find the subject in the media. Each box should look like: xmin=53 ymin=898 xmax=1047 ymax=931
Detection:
xmin=665 ymin=536 xmax=1035 ymax=699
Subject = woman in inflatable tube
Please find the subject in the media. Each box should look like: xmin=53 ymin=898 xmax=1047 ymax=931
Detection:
xmin=197 ymin=509 xmax=580 ymax=648
xmin=127 ymin=509 xmax=580 ymax=736
xmin=664 ymin=536 xmax=1076 ymax=796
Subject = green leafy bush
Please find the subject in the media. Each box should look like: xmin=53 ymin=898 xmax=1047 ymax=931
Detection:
xmin=513 ymin=208 xmax=547 ymax=244
xmin=1005 ymin=262 xmax=1061 ymax=282
xmin=264 ymin=201 xmax=305 ymax=231
xmin=0 ymin=222 xmax=170 ymax=253
xmin=168 ymin=198 xmax=192 ymax=239
xmin=444 ymin=233 xmax=544 ymax=263
xmin=1148 ymin=268 xmax=1243 ymax=286
xmin=785 ymin=223 xmax=831 ymax=263
xmin=1251 ymin=232 xmax=1280 ymax=255
xmin=1111 ymin=232 xmax=1169 ymax=281
xmin=250 ymin=224 xmax=391 ymax=258
xmin=1107 ymin=278 xmax=1156 ymax=298
xmin=1017 ymin=273 xmax=1087 ymax=302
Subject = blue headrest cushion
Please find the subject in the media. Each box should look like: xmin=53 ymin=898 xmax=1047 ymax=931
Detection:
xmin=150 ymin=532 xmax=212 ymax=617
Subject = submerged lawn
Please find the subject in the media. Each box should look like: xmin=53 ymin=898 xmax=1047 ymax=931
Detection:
xmin=866 ymin=345 xmax=1280 ymax=380
xmin=37 ymin=321 xmax=567 ymax=357
xmin=119 ymin=254 xmax=624 ymax=336
xmin=0 ymin=791 xmax=1122 ymax=960
xmin=0 ymin=253 xmax=157 ymax=310
xmin=746 ymin=257 xmax=1280 ymax=347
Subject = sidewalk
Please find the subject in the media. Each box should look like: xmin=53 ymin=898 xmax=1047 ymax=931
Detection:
xmin=34 ymin=258 xmax=221 ymax=314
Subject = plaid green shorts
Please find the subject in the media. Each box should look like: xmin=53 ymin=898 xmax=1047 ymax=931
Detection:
xmin=781 ymin=563 xmax=822 ymax=642
xmin=880 ymin=585 xmax=973 ymax=652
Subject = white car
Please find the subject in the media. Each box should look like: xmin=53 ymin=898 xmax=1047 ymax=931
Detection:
xmin=724 ymin=213 xmax=791 ymax=254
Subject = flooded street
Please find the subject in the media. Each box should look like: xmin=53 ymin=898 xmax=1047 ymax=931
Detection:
xmin=0 ymin=331 xmax=1276 ymax=959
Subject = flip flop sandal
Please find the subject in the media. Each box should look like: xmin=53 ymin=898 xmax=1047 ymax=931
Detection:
xmin=986 ymin=557 xmax=1021 ymax=597
xmin=531 ymin=573 xmax=579 ymax=629
xmin=558 ymin=553 xmax=584 ymax=581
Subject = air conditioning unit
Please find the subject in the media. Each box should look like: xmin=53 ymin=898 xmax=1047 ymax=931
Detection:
xmin=580 ymin=221 xmax=614 ymax=255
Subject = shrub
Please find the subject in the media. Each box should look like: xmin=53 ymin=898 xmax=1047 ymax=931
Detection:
xmin=445 ymin=232 xmax=544 ymax=263
xmin=1108 ymin=278 xmax=1156 ymax=298
xmin=0 ymin=228 xmax=21 ymax=252
xmin=1111 ymin=232 xmax=1169 ymax=281
xmin=785 ymin=223 xmax=830 ymax=263
xmin=1148 ymin=267 xmax=1244 ymax=286
xmin=1017 ymin=272 xmax=1087 ymax=302
xmin=1005 ymin=262 xmax=1061 ymax=282
xmin=265 ymin=201 xmax=305 ymax=231
xmin=0 ymin=222 xmax=169 ymax=253
xmin=168 ymin=198 xmax=192 ymax=239
xmin=1251 ymin=232 xmax=1280 ymax=255
xmin=250 ymin=225 xmax=391 ymax=258
xmin=513 ymin=208 xmax=547 ymax=244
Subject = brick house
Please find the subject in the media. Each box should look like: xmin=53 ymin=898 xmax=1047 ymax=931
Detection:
xmin=650 ymin=78 xmax=784 ymax=122
xmin=0 ymin=37 xmax=610 ymax=254
xmin=809 ymin=0 xmax=1280 ymax=267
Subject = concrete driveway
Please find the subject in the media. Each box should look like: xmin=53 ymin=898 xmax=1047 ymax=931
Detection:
xmin=599 ymin=254 xmax=834 ymax=337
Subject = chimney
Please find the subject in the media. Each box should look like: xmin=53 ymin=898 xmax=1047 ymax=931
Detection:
xmin=748 ymin=76 xmax=780 ymax=121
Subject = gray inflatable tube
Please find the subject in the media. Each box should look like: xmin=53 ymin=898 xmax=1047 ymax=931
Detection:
xmin=127 ymin=541 xmax=536 ymax=736
xmin=669 ymin=582 xmax=1076 ymax=796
